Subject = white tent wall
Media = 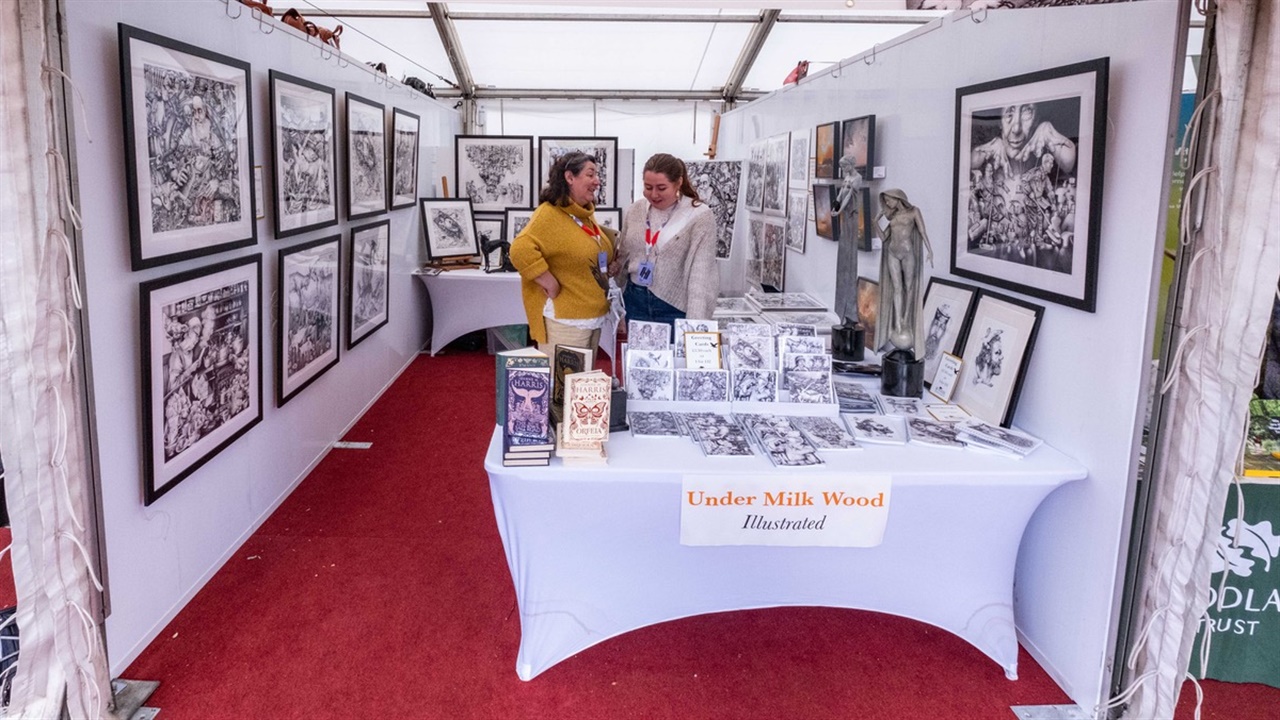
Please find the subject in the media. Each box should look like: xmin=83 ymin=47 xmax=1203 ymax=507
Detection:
xmin=716 ymin=2 xmax=1182 ymax=712
xmin=61 ymin=0 xmax=461 ymax=674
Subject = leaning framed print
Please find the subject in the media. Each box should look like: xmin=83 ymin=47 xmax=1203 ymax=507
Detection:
xmin=277 ymin=235 xmax=341 ymax=405
xmin=538 ymin=137 xmax=619 ymax=209
xmin=419 ymin=198 xmax=479 ymax=261
xmin=951 ymin=57 xmax=1109 ymax=312
xmin=119 ymin=24 xmax=257 ymax=270
xmin=344 ymin=92 xmax=388 ymax=220
xmin=347 ymin=219 xmax=391 ymax=349
xmin=814 ymin=122 xmax=838 ymax=180
xmin=140 ymin=254 xmax=262 ymax=505
xmin=390 ymin=108 xmax=421 ymax=209
xmin=920 ymin=278 xmax=980 ymax=388
xmin=838 ymin=114 xmax=876 ymax=181
xmin=455 ymin=135 xmax=535 ymax=213
xmin=269 ymin=70 xmax=338 ymax=238
xmin=950 ymin=290 xmax=1044 ymax=427
xmin=504 ymin=208 xmax=535 ymax=244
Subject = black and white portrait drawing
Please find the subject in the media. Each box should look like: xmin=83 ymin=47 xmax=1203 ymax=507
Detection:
xmin=344 ymin=93 xmax=387 ymax=220
xmin=789 ymin=133 xmax=810 ymax=190
xmin=347 ymin=220 xmax=390 ymax=349
xmin=762 ymin=133 xmax=790 ymax=217
xmin=847 ymin=414 xmax=907 ymax=445
xmin=629 ymin=411 xmax=682 ymax=436
xmin=455 ymin=135 xmax=534 ymax=213
xmin=504 ymin=208 xmax=535 ymax=244
xmin=627 ymin=368 xmax=675 ymax=401
xmin=907 ymin=417 xmax=965 ymax=449
xmin=419 ymin=198 xmax=479 ymax=261
xmin=951 ymin=291 xmax=1043 ymax=427
xmin=920 ymin=279 xmax=979 ymax=385
xmin=141 ymin=254 xmax=262 ymax=504
xmin=781 ymin=352 xmax=831 ymax=376
xmin=685 ymin=160 xmax=742 ymax=260
xmin=786 ymin=189 xmax=808 ymax=253
xmin=270 ymin=71 xmax=337 ymax=238
xmin=760 ymin=219 xmax=787 ymax=290
xmin=539 ymin=137 xmax=618 ymax=208
xmin=390 ymin=108 xmax=420 ymax=209
xmin=628 ymin=320 xmax=672 ymax=351
xmin=952 ymin=59 xmax=1108 ymax=312
xmin=676 ymin=369 xmax=730 ymax=402
xmin=120 ymin=26 xmax=256 ymax=270
xmin=744 ymin=141 xmax=766 ymax=213
xmin=728 ymin=335 xmax=773 ymax=371
xmin=731 ymin=369 xmax=778 ymax=402
xmin=278 ymin=236 xmax=341 ymax=406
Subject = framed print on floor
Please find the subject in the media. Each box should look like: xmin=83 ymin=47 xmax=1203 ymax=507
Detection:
xmin=420 ymin=198 xmax=479 ymax=261
xmin=278 ymin=235 xmax=341 ymax=405
xmin=390 ymin=108 xmax=421 ymax=209
xmin=348 ymin=219 xmax=391 ymax=349
xmin=119 ymin=24 xmax=257 ymax=270
xmin=140 ymin=254 xmax=262 ymax=505
xmin=270 ymin=70 xmax=338 ymax=238
xmin=951 ymin=57 xmax=1109 ymax=312
xmin=538 ymin=137 xmax=619 ymax=209
xmin=455 ymin=135 xmax=535 ymax=213
xmin=951 ymin=290 xmax=1044 ymax=427
xmin=920 ymin=278 xmax=980 ymax=388
xmin=344 ymin=92 xmax=388 ymax=220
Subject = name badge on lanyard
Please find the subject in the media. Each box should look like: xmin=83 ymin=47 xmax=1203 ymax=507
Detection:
xmin=636 ymin=226 xmax=659 ymax=288
xmin=573 ymin=214 xmax=608 ymax=274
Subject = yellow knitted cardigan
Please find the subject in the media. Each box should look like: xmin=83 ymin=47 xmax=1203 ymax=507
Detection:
xmin=509 ymin=201 xmax=615 ymax=344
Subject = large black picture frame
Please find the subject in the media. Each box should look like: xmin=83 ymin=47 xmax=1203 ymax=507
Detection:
xmin=538 ymin=136 xmax=619 ymax=209
xmin=344 ymin=92 xmax=388 ymax=220
xmin=347 ymin=219 xmax=391 ymax=349
xmin=119 ymin=24 xmax=257 ymax=270
xmin=951 ymin=58 xmax=1109 ymax=312
xmin=277 ymin=235 xmax=342 ymax=405
xmin=838 ymin=114 xmax=876 ymax=182
xmin=390 ymin=108 xmax=421 ymax=209
xmin=269 ymin=70 xmax=339 ymax=238
xmin=419 ymin=198 xmax=480 ymax=261
xmin=140 ymin=254 xmax=263 ymax=505
xmin=455 ymin=135 xmax=535 ymax=213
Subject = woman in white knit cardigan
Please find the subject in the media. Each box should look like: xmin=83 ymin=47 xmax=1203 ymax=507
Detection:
xmin=612 ymin=153 xmax=719 ymax=327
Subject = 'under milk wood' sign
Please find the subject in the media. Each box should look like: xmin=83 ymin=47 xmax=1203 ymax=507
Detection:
xmin=680 ymin=474 xmax=892 ymax=547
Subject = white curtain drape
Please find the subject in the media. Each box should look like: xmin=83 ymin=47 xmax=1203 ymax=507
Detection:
xmin=0 ymin=0 xmax=111 ymax=717
xmin=1121 ymin=1 xmax=1280 ymax=718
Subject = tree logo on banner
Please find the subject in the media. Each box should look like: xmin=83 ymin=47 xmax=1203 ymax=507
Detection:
xmin=1211 ymin=519 xmax=1280 ymax=578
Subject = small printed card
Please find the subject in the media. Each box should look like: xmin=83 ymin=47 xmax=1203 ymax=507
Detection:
xmin=684 ymin=331 xmax=724 ymax=370
xmin=929 ymin=352 xmax=963 ymax=403
xmin=926 ymin=404 xmax=972 ymax=423
xmin=628 ymin=320 xmax=672 ymax=350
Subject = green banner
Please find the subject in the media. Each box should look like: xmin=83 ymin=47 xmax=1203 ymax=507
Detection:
xmin=1191 ymin=482 xmax=1280 ymax=688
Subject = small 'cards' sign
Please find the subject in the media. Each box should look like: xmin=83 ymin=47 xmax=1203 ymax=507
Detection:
xmin=680 ymin=474 xmax=892 ymax=547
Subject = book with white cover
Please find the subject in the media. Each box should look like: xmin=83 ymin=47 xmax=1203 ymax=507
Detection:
xmin=561 ymin=370 xmax=611 ymax=450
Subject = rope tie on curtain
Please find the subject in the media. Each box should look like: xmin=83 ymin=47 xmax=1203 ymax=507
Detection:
xmin=54 ymin=531 xmax=103 ymax=593
xmin=65 ymin=598 xmax=103 ymax=713
xmin=50 ymin=385 xmax=86 ymax=534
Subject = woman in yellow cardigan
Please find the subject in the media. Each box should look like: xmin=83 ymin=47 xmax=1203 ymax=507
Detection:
xmin=510 ymin=151 xmax=615 ymax=362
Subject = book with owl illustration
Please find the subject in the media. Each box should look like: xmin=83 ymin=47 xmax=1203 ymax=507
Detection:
xmin=561 ymin=370 xmax=612 ymax=451
xmin=505 ymin=366 xmax=552 ymax=441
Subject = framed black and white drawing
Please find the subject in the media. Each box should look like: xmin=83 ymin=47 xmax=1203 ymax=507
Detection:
xmin=761 ymin=219 xmax=787 ymax=291
xmin=269 ymin=71 xmax=337 ymax=238
xmin=455 ymin=135 xmax=534 ymax=212
xmin=344 ymin=92 xmax=387 ymax=220
xmin=474 ymin=217 xmax=506 ymax=271
xmin=743 ymin=140 xmax=766 ymax=213
xmin=140 ymin=254 xmax=262 ymax=505
xmin=538 ymin=137 xmax=619 ymax=208
xmin=594 ymin=208 xmax=622 ymax=234
xmin=786 ymin=188 xmax=808 ymax=253
xmin=119 ymin=25 xmax=257 ymax=270
xmin=762 ymin=133 xmax=790 ymax=217
xmin=814 ymin=122 xmax=838 ymax=180
xmin=505 ymin=208 xmax=535 ymax=244
xmin=686 ymin=160 xmax=742 ymax=260
xmin=920 ymin=278 xmax=980 ymax=388
xmin=951 ymin=290 xmax=1043 ymax=427
xmin=420 ymin=198 xmax=479 ymax=261
xmin=390 ymin=108 xmax=421 ymax=209
xmin=277 ymin=235 xmax=341 ymax=405
xmin=951 ymin=57 xmax=1109 ymax=312
xmin=347 ymin=219 xmax=390 ymax=349
xmin=789 ymin=132 xmax=810 ymax=190
xmin=839 ymin=114 xmax=876 ymax=181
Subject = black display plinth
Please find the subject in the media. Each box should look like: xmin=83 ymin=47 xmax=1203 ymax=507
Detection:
xmin=881 ymin=349 xmax=924 ymax=398
xmin=609 ymin=386 xmax=629 ymax=432
xmin=831 ymin=322 xmax=866 ymax=362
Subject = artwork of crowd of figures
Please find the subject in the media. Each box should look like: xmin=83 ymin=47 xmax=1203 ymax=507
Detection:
xmin=348 ymin=105 xmax=385 ymax=209
xmin=429 ymin=207 xmax=474 ymax=252
xmin=546 ymin=144 xmax=612 ymax=207
xmin=352 ymin=226 xmax=388 ymax=333
xmin=279 ymin=94 xmax=333 ymax=216
xmin=462 ymin=140 xmax=530 ymax=209
xmin=161 ymin=281 xmax=252 ymax=460
xmin=686 ymin=160 xmax=742 ymax=260
xmin=285 ymin=245 xmax=337 ymax=378
xmin=762 ymin=134 xmax=789 ymax=216
xmin=145 ymin=64 xmax=243 ymax=233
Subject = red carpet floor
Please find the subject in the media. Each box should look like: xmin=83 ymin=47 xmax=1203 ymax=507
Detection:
xmin=120 ymin=350 xmax=1277 ymax=719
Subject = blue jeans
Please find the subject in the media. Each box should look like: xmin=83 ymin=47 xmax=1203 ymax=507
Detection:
xmin=623 ymin=283 xmax=685 ymax=329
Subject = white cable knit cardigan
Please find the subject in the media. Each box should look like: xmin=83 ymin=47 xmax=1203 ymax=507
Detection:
xmin=616 ymin=198 xmax=720 ymax=320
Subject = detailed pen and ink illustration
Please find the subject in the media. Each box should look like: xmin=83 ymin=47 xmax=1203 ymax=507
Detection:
xmin=731 ymin=368 xmax=778 ymax=402
xmin=761 ymin=220 xmax=786 ymax=290
xmin=539 ymin=137 xmax=618 ymax=208
xmin=686 ymin=160 xmax=743 ymax=260
xmin=348 ymin=220 xmax=390 ymax=348
xmin=456 ymin=135 xmax=534 ymax=213
xmin=420 ymin=199 xmax=479 ymax=261
xmin=390 ymin=108 xmax=420 ymax=209
xmin=271 ymin=72 xmax=337 ymax=237
xmin=627 ymin=368 xmax=675 ymax=401
xmin=278 ymin=236 xmax=341 ymax=405
xmin=345 ymin=94 xmax=387 ymax=219
xmin=676 ymin=369 xmax=730 ymax=402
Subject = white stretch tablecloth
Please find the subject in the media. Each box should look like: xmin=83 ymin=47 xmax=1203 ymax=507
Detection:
xmin=484 ymin=427 xmax=1087 ymax=681
xmin=415 ymin=269 xmax=527 ymax=356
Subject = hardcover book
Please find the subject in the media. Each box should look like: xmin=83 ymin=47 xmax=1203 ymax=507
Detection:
xmin=553 ymin=345 xmax=592 ymax=418
xmin=506 ymin=366 xmax=552 ymax=441
xmin=561 ymin=370 xmax=612 ymax=450
xmin=495 ymin=347 xmax=549 ymax=426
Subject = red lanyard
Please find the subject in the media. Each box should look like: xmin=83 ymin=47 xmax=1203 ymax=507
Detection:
xmin=644 ymin=227 xmax=659 ymax=249
xmin=570 ymin=214 xmax=603 ymax=246
xmin=645 ymin=199 xmax=677 ymax=254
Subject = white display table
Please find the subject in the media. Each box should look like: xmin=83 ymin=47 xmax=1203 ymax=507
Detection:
xmin=484 ymin=426 xmax=1087 ymax=681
